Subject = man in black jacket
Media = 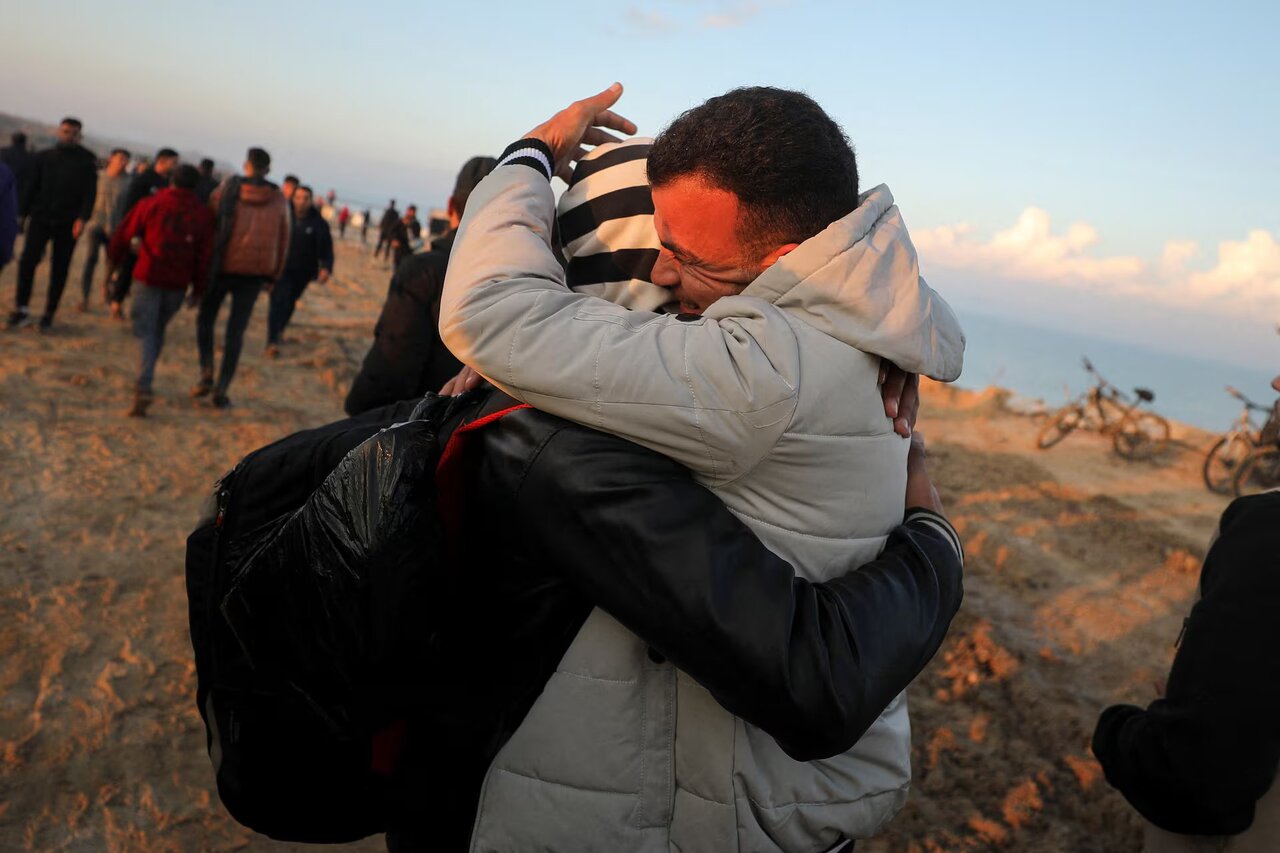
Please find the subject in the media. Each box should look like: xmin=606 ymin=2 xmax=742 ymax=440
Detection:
xmin=1093 ymin=491 xmax=1280 ymax=847
xmin=266 ymin=184 xmax=334 ymax=356
xmin=109 ymin=147 xmax=178 ymax=316
xmin=387 ymin=396 xmax=963 ymax=848
xmin=345 ymin=157 xmax=496 ymax=415
xmin=0 ymin=132 xmax=36 ymax=204
xmin=8 ymin=118 xmax=97 ymax=330
xmin=375 ymin=200 xmax=398 ymax=259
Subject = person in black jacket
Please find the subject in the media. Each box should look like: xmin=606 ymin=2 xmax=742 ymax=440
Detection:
xmin=387 ymin=395 xmax=964 ymax=848
xmin=1093 ymin=491 xmax=1280 ymax=847
xmin=8 ymin=118 xmax=97 ymax=330
xmin=109 ymin=147 xmax=179 ymax=316
xmin=344 ymin=157 xmax=497 ymax=415
xmin=375 ymin=200 xmax=398 ymax=259
xmin=266 ymin=185 xmax=333 ymax=356
xmin=0 ymin=132 xmax=36 ymax=206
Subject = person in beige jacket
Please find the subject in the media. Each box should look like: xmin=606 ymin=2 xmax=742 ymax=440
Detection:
xmin=440 ymin=84 xmax=965 ymax=851
xmin=193 ymin=147 xmax=289 ymax=408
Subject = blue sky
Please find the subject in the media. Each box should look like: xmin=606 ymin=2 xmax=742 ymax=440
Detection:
xmin=5 ymin=0 xmax=1278 ymax=367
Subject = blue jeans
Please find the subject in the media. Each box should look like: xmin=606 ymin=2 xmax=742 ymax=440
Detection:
xmin=196 ymin=274 xmax=263 ymax=394
xmin=130 ymin=283 xmax=185 ymax=394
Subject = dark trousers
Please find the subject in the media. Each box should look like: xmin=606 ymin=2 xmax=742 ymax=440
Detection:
xmin=196 ymin=274 xmax=263 ymax=394
xmin=375 ymin=232 xmax=390 ymax=258
xmin=16 ymin=218 xmax=77 ymax=316
xmin=111 ymin=252 xmax=137 ymax=304
xmin=79 ymin=225 xmax=110 ymax=304
xmin=266 ymin=274 xmax=309 ymax=345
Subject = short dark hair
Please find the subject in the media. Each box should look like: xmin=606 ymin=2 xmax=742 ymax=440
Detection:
xmin=283 ymin=174 xmax=299 ymax=186
xmin=156 ymin=148 xmax=179 ymax=160
xmin=296 ymin=184 xmax=314 ymax=197
xmin=11 ymin=132 xmax=26 ymax=145
xmin=246 ymin=147 xmax=271 ymax=171
xmin=60 ymin=117 xmax=83 ymax=130
xmin=172 ymin=163 xmax=200 ymax=190
xmin=452 ymin=155 xmax=498 ymax=216
xmin=111 ymin=147 xmax=130 ymax=159
xmin=199 ymin=157 xmax=214 ymax=173
xmin=646 ymin=86 xmax=859 ymax=256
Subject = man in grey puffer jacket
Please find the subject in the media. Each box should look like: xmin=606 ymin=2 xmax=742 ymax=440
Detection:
xmin=441 ymin=84 xmax=965 ymax=851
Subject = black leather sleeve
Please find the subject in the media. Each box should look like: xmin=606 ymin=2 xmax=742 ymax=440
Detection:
xmin=502 ymin=412 xmax=964 ymax=761
xmin=1092 ymin=492 xmax=1280 ymax=836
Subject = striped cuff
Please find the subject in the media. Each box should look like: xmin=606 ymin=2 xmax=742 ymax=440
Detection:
xmin=905 ymin=508 xmax=964 ymax=563
xmin=498 ymin=138 xmax=555 ymax=181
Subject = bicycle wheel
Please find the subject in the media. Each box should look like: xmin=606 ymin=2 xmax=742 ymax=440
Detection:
xmin=1202 ymin=434 xmax=1253 ymax=494
xmin=1231 ymin=447 xmax=1280 ymax=497
xmin=1037 ymin=406 xmax=1083 ymax=449
xmin=1113 ymin=411 xmax=1171 ymax=460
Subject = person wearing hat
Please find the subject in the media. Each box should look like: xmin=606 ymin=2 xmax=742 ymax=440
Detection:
xmin=343 ymin=155 xmax=498 ymax=415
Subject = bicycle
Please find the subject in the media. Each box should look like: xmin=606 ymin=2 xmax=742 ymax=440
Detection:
xmin=1202 ymin=386 xmax=1273 ymax=493
xmin=1035 ymin=357 xmax=1171 ymax=459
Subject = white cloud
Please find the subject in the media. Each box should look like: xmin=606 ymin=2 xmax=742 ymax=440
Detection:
xmin=702 ymin=1 xmax=761 ymax=28
xmin=624 ymin=6 xmax=679 ymax=34
xmin=913 ymin=208 xmax=1280 ymax=322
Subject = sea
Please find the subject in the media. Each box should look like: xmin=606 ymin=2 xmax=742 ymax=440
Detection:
xmin=953 ymin=310 xmax=1278 ymax=433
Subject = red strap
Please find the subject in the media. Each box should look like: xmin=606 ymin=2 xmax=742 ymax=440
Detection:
xmin=435 ymin=403 xmax=532 ymax=546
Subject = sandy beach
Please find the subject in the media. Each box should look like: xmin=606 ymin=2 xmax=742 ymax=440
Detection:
xmin=0 ymin=233 xmax=1232 ymax=850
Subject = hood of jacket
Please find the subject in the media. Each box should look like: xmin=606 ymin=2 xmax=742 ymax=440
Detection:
xmin=738 ymin=184 xmax=965 ymax=382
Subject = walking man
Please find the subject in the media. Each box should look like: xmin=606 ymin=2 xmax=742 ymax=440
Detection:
xmin=375 ymin=199 xmax=397 ymax=258
xmin=110 ymin=147 xmax=178 ymax=317
xmin=108 ymin=164 xmax=214 ymax=416
xmin=266 ymin=184 xmax=333 ymax=357
xmin=1 ymin=132 xmax=36 ymax=204
xmin=78 ymin=147 xmax=130 ymax=311
xmin=193 ymin=147 xmax=289 ymax=408
xmin=360 ymin=207 xmax=372 ymax=244
xmin=9 ymin=118 xmax=97 ymax=330
xmin=385 ymin=204 xmax=420 ymax=270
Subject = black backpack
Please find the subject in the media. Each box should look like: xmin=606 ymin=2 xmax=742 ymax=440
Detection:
xmin=185 ymin=391 xmax=494 ymax=842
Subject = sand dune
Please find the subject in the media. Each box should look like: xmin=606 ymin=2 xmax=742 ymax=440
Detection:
xmin=0 ymin=234 xmax=1231 ymax=850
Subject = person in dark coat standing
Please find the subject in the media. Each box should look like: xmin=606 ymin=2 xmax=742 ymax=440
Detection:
xmin=195 ymin=158 xmax=218 ymax=203
xmin=384 ymin=204 xmax=421 ymax=271
xmin=1093 ymin=491 xmax=1280 ymax=849
xmin=0 ymin=161 xmax=17 ymax=275
xmin=375 ymin=199 xmax=398 ymax=259
xmin=8 ymin=118 xmax=97 ymax=330
xmin=265 ymin=184 xmax=333 ymax=356
xmin=344 ymin=157 xmax=496 ymax=415
xmin=0 ymin=132 xmax=37 ymax=205
xmin=108 ymin=147 xmax=178 ymax=316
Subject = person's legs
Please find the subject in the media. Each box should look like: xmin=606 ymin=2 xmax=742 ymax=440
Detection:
xmin=265 ymin=276 xmax=292 ymax=347
xmin=214 ymin=278 xmax=262 ymax=401
xmin=279 ymin=277 xmax=309 ymax=340
xmin=194 ymin=276 xmax=230 ymax=394
xmin=131 ymin=283 xmax=164 ymax=395
xmin=13 ymin=218 xmax=53 ymax=314
xmin=111 ymin=253 xmax=136 ymax=307
xmin=79 ymin=226 xmax=107 ymax=307
xmin=42 ymin=222 xmax=78 ymax=321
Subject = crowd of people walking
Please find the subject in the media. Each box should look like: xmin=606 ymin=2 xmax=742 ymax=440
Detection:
xmin=0 ymin=121 xmax=379 ymax=415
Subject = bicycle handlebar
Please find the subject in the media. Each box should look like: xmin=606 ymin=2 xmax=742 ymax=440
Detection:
xmin=1225 ymin=385 xmax=1267 ymax=411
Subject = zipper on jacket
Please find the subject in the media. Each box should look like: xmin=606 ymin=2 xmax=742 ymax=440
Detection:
xmin=1174 ymin=617 xmax=1189 ymax=648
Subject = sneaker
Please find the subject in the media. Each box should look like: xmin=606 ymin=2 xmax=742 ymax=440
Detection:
xmin=6 ymin=310 xmax=32 ymax=329
xmin=38 ymin=315 xmax=53 ymax=332
xmin=265 ymin=344 xmax=280 ymax=359
xmin=127 ymin=391 xmax=153 ymax=418
xmin=211 ymin=392 xmax=232 ymax=409
xmin=190 ymin=373 xmax=214 ymax=398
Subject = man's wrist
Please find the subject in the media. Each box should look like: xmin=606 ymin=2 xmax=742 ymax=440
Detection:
xmin=498 ymin=138 xmax=555 ymax=182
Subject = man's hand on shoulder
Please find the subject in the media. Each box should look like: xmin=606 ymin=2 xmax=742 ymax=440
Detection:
xmin=879 ymin=359 xmax=920 ymax=438
xmin=525 ymin=83 xmax=638 ymax=182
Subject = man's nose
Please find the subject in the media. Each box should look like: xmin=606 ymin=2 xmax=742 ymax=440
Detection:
xmin=651 ymin=250 xmax=679 ymax=287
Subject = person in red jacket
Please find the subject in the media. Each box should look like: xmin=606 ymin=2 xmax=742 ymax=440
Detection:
xmin=109 ymin=164 xmax=215 ymax=417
